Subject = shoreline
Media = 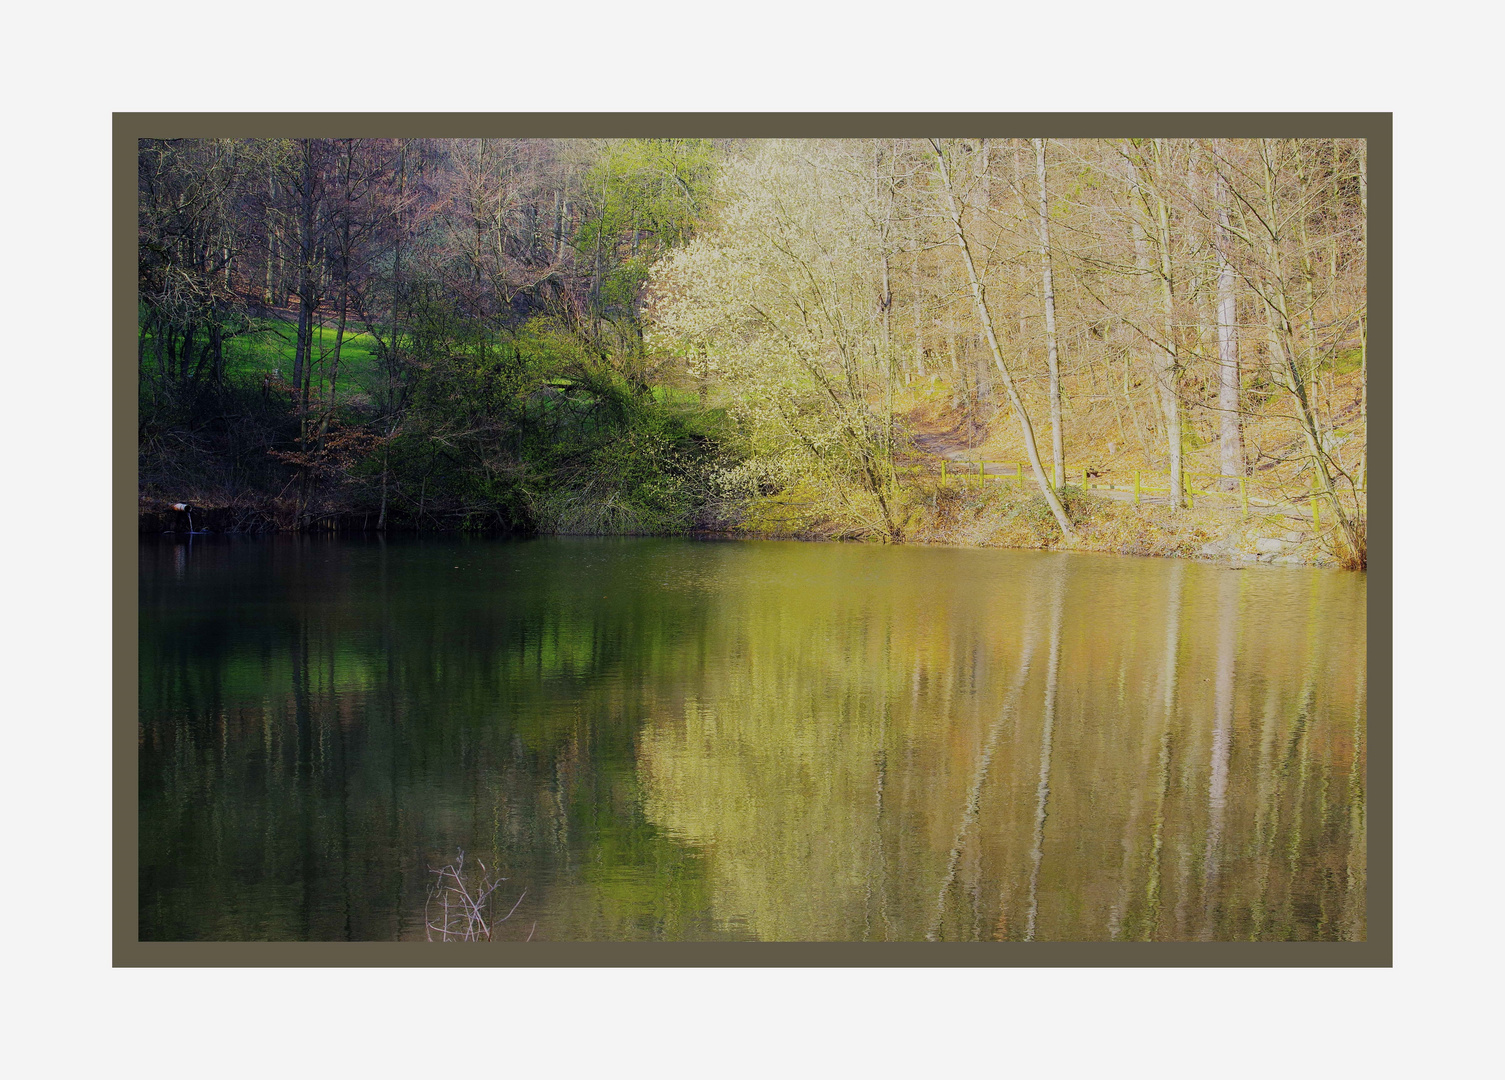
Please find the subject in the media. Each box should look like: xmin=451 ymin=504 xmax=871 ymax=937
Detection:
xmin=140 ymin=494 xmax=1349 ymax=570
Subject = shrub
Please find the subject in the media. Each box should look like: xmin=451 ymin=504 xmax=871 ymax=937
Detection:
xmin=424 ymin=849 xmax=529 ymax=943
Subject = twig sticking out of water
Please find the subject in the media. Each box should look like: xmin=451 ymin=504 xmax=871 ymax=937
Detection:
xmin=424 ymin=849 xmax=527 ymax=942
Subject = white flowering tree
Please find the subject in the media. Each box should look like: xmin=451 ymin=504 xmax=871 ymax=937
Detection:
xmin=649 ymin=140 xmax=907 ymax=539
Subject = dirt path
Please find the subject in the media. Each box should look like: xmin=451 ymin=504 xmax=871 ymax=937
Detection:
xmin=910 ymin=422 xmax=1023 ymax=472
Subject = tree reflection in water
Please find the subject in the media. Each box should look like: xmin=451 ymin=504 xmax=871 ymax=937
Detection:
xmin=140 ymin=536 xmax=1366 ymax=941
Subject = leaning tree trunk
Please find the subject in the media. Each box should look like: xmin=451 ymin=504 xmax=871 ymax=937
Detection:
xmin=931 ymin=141 xmax=1077 ymax=541
xmin=1033 ymin=138 xmax=1066 ymax=490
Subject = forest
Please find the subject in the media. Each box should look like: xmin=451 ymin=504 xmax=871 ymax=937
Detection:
xmin=138 ymin=136 xmax=1367 ymax=567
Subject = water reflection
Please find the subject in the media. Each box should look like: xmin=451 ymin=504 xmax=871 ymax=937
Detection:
xmin=139 ymin=536 xmax=1366 ymax=941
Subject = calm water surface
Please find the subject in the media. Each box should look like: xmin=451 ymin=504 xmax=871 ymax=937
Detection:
xmin=139 ymin=535 xmax=1366 ymax=941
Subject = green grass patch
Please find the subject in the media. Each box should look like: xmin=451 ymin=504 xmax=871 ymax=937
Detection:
xmin=224 ymin=319 xmax=384 ymax=398
xmin=143 ymin=315 xmax=386 ymax=402
xmin=1325 ymin=347 xmax=1365 ymax=375
xmin=649 ymin=385 xmax=702 ymax=407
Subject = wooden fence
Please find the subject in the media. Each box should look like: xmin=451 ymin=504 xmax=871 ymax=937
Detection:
xmin=927 ymin=458 xmax=1365 ymax=527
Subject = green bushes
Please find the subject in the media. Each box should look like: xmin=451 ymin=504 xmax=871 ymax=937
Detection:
xmin=139 ymin=305 xmax=737 ymax=534
xmin=523 ymin=366 xmax=728 ymax=535
xmin=362 ymin=318 xmax=731 ymax=534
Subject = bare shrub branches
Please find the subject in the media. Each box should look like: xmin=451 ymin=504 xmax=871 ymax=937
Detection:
xmin=424 ymin=849 xmax=530 ymax=942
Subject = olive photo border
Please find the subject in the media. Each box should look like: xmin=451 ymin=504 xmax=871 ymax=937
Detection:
xmin=113 ymin=111 xmax=1391 ymax=967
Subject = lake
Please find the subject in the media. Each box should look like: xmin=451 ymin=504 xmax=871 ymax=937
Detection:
xmin=138 ymin=535 xmax=1366 ymax=942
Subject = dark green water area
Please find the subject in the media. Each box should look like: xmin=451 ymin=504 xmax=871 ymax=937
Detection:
xmin=139 ymin=535 xmax=1365 ymax=941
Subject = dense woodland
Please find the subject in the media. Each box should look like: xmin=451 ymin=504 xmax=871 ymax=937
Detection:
xmin=139 ymin=136 xmax=1367 ymax=565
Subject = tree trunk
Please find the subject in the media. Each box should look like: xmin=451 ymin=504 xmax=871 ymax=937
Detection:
xmin=264 ymin=160 xmax=277 ymax=305
xmin=320 ymin=210 xmax=352 ymax=454
xmin=291 ymin=139 xmax=318 ymax=395
xmin=320 ymin=142 xmax=360 ymax=454
xmin=876 ymin=141 xmax=898 ymax=496
xmin=1214 ymin=142 xmax=1243 ymax=490
xmin=1293 ymin=143 xmax=1325 ymax=440
xmin=1182 ymin=141 xmax=1207 ymax=373
xmin=1125 ymin=152 xmax=1155 ymax=474
xmin=1033 ymin=138 xmax=1065 ymax=490
xmin=1151 ymin=140 xmax=1184 ymax=508
xmin=949 ymin=327 xmax=965 ymax=415
xmin=910 ymin=246 xmax=926 ymax=379
xmin=551 ymin=188 xmax=564 ymax=261
xmin=323 ymin=290 xmax=348 ymax=443
xmin=591 ymin=172 xmax=607 ymax=341
xmin=1133 ymin=141 xmax=1184 ymax=507
xmin=178 ymin=321 xmax=194 ymax=383
xmin=1358 ymin=141 xmax=1367 ymax=491
xmin=931 ymin=142 xmax=1077 ymax=541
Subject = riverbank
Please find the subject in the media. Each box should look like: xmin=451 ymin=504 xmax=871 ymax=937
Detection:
xmin=138 ymin=494 xmax=369 ymax=535
xmin=142 ymin=482 xmax=1347 ymax=569
xmin=730 ymin=478 xmax=1346 ymax=567
xmin=877 ymin=386 xmax=1364 ymax=569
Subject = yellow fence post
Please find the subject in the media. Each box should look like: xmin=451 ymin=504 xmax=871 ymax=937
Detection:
xmin=940 ymin=461 xmax=947 ymax=487
xmin=1133 ymin=471 xmax=1141 ymax=505
xmin=1239 ymin=476 xmax=1248 ymax=517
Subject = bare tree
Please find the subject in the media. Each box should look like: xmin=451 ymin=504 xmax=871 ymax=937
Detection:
xmin=930 ymin=139 xmax=1077 ymax=541
xmin=1213 ymin=140 xmax=1244 ymax=490
xmin=1128 ymin=139 xmax=1185 ymax=508
xmin=1224 ymin=139 xmax=1364 ymax=559
xmin=1034 ymin=138 xmax=1066 ymax=490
